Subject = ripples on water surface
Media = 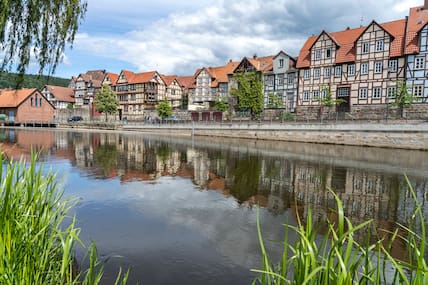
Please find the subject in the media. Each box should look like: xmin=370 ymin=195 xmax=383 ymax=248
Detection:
xmin=1 ymin=128 xmax=428 ymax=284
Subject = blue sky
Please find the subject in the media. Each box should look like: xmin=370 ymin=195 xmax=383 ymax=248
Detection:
xmin=51 ymin=0 xmax=421 ymax=79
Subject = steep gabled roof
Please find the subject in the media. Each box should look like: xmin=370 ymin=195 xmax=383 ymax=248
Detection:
xmin=117 ymin=70 xmax=136 ymax=84
xmin=104 ymin=72 xmax=118 ymax=84
xmin=176 ymin=76 xmax=196 ymax=89
xmin=77 ymin=70 xmax=106 ymax=88
xmin=405 ymin=5 xmax=428 ymax=54
xmin=193 ymin=61 xmax=239 ymax=88
xmin=131 ymin=71 xmax=165 ymax=84
xmin=44 ymin=85 xmax=74 ymax=103
xmin=296 ymin=18 xmax=407 ymax=68
xmin=0 ymin=88 xmax=54 ymax=108
xmin=160 ymin=75 xmax=177 ymax=86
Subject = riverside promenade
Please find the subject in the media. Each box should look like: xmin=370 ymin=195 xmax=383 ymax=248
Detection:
xmin=122 ymin=120 xmax=428 ymax=150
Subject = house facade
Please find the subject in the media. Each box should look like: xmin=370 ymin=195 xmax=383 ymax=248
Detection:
xmin=0 ymin=89 xmax=55 ymax=123
xmin=263 ymin=51 xmax=298 ymax=112
xmin=161 ymin=75 xmax=184 ymax=109
xmin=72 ymin=70 xmax=107 ymax=106
xmin=41 ymin=85 xmax=74 ymax=109
xmin=296 ymin=19 xmax=407 ymax=120
xmin=188 ymin=60 xmax=239 ymax=111
xmin=112 ymin=70 xmax=166 ymax=120
xmin=405 ymin=4 xmax=428 ymax=118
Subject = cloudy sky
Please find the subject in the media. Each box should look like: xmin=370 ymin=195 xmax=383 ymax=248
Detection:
xmin=53 ymin=0 xmax=421 ymax=79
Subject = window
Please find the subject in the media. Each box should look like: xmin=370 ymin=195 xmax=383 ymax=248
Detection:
xmin=321 ymin=89 xmax=327 ymax=98
xmin=302 ymin=91 xmax=310 ymax=101
xmin=361 ymin=63 xmax=369 ymax=75
xmin=348 ymin=64 xmax=355 ymax=76
xmin=334 ymin=65 xmax=342 ymax=77
xmin=337 ymin=87 xmax=350 ymax=97
xmin=372 ymin=87 xmax=382 ymax=99
xmin=326 ymin=48 xmax=332 ymax=58
xmin=314 ymin=68 xmax=321 ymax=79
xmin=324 ymin=67 xmax=331 ymax=77
xmin=375 ymin=40 xmax=384 ymax=52
xmin=124 ymin=104 xmax=128 ymax=112
xmin=40 ymin=98 xmax=42 ymax=107
xmin=30 ymin=98 xmax=33 ymax=106
xmin=413 ymin=85 xmax=424 ymax=97
xmin=362 ymin=42 xmax=370 ymax=53
xmin=304 ymin=69 xmax=310 ymax=79
xmin=374 ymin=62 xmax=383 ymax=73
xmin=389 ymin=59 xmax=398 ymax=72
xmin=279 ymin=59 xmax=284 ymax=68
xmin=415 ymin=57 xmax=425 ymax=70
xmin=313 ymin=90 xmax=320 ymax=99
xmin=387 ymin=86 xmax=396 ymax=98
xmin=287 ymin=74 xmax=294 ymax=84
xmin=315 ymin=50 xmax=322 ymax=60
xmin=130 ymin=94 xmax=136 ymax=101
xmin=359 ymin=88 xmax=368 ymax=99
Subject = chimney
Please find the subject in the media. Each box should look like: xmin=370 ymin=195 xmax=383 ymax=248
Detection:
xmin=253 ymin=54 xmax=257 ymax=59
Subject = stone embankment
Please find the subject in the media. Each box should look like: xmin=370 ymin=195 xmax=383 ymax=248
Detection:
xmin=123 ymin=121 xmax=428 ymax=150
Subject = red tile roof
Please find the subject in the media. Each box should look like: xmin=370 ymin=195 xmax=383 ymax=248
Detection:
xmin=44 ymin=85 xmax=74 ymax=103
xmin=296 ymin=19 xmax=407 ymax=68
xmin=160 ymin=75 xmax=177 ymax=86
xmin=105 ymin=72 xmax=118 ymax=84
xmin=194 ymin=61 xmax=239 ymax=88
xmin=405 ymin=5 xmax=428 ymax=54
xmin=176 ymin=76 xmax=196 ymax=89
xmin=0 ymin=88 xmax=37 ymax=107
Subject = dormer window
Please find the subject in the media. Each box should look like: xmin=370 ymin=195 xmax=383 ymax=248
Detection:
xmin=326 ymin=48 xmax=332 ymax=59
xmin=279 ymin=59 xmax=284 ymax=68
xmin=375 ymin=40 xmax=384 ymax=52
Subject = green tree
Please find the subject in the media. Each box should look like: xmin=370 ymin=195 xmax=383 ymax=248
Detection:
xmin=214 ymin=100 xmax=228 ymax=112
xmin=230 ymin=71 xmax=264 ymax=120
xmin=267 ymin=93 xmax=284 ymax=109
xmin=157 ymin=100 xmax=173 ymax=119
xmin=94 ymin=84 xmax=119 ymax=122
xmin=390 ymin=80 xmax=420 ymax=118
xmin=0 ymin=0 xmax=87 ymax=78
xmin=314 ymin=84 xmax=345 ymax=121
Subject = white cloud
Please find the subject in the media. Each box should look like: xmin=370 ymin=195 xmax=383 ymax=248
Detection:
xmin=69 ymin=0 xmax=415 ymax=76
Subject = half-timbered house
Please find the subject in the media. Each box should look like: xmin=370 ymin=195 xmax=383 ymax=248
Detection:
xmin=296 ymin=19 xmax=407 ymax=120
xmin=113 ymin=70 xmax=166 ymax=120
xmin=161 ymin=75 xmax=184 ymax=109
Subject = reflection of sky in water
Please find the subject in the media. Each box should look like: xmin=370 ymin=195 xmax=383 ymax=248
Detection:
xmin=51 ymin=160 xmax=293 ymax=284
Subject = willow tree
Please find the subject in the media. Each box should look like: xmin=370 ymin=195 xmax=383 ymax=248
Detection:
xmin=230 ymin=71 xmax=264 ymax=120
xmin=0 ymin=0 xmax=87 ymax=77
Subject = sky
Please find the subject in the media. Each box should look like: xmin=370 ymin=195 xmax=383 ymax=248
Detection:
xmin=51 ymin=0 xmax=422 ymax=79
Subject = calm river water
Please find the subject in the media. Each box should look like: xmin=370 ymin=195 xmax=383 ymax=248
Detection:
xmin=1 ymin=128 xmax=428 ymax=285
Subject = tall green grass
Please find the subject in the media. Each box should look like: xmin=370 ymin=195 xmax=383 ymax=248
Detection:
xmin=253 ymin=179 xmax=428 ymax=285
xmin=0 ymin=152 xmax=129 ymax=284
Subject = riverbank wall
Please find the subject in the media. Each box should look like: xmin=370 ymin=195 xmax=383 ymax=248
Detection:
xmin=122 ymin=121 xmax=428 ymax=150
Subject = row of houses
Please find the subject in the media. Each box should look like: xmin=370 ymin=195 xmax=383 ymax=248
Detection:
xmin=2 ymin=2 xmax=428 ymax=123
xmin=64 ymin=3 xmax=428 ymax=121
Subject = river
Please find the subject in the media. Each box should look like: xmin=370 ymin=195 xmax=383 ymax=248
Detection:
xmin=1 ymin=128 xmax=428 ymax=284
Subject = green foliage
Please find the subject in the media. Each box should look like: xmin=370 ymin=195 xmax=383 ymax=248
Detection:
xmin=95 ymin=85 xmax=119 ymax=121
xmin=0 ymin=0 xmax=87 ymax=78
xmin=253 ymin=178 xmax=428 ymax=285
xmin=315 ymin=84 xmax=345 ymax=107
xmin=214 ymin=100 xmax=228 ymax=112
xmin=230 ymin=71 xmax=264 ymax=119
xmin=94 ymin=143 xmax=118 ymax=178
xmin=279 ymin=112 xmax=295 ymax=121
xmin=157 ymin=100 xmax=173 ymax=119
xmin=67 ymin=102 xmax=74 ymax=110
xmin=0 ymin=152 xmax=128 ymax=284
xmin=267 ymin=93 xmax=284 ymax=109
xmin=0 ymin=72 xmax=70 ymax=89
xmin=390 ymin=80 xmax=421 ymax=118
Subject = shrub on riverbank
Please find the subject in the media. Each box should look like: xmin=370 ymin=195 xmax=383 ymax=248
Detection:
xmin=253 ymin=179 xmax=428 ymax=284
xmin=0 ymin=153 xmax=128 ymax=284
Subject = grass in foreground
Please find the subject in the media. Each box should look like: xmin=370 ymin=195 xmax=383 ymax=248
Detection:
xmin=0 ymin=152 xmax=128 ymax=284
xmin=253 ymin=178 xmax=428 ymax=285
